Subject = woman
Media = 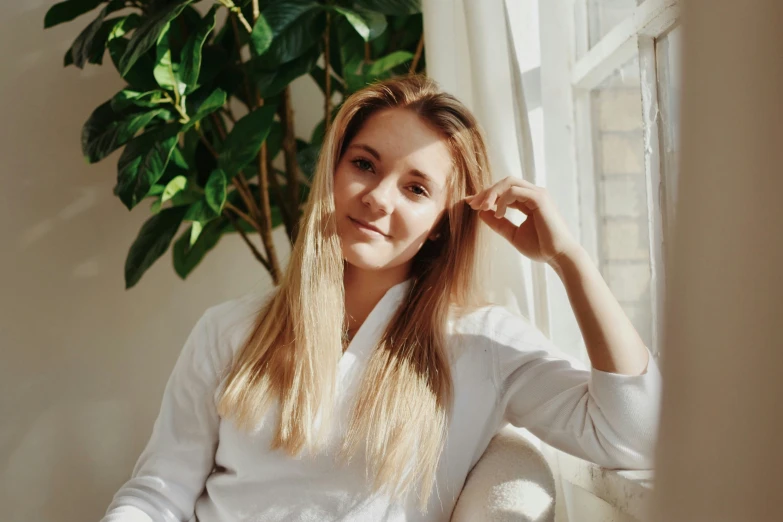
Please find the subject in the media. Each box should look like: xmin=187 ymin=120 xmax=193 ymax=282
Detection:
xmin=102 ymin=76 xmax=660 ymax=521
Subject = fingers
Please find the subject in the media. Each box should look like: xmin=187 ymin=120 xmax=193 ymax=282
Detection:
xmin=477 ymin=210 xmax=516 ymax=242
xmin=465 ymin=177 xmax=542 ymax=218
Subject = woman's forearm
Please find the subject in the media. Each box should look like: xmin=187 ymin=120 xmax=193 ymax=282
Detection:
xmin=550 ymin=247 xmax=650 ymax=375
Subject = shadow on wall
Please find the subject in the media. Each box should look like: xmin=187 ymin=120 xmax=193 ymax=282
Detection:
xmin=0 ymin=3 xmax=284 ymax=521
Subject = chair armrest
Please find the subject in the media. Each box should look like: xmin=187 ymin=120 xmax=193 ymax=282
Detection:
xmin=451 ymin=426 xmax=556 ymax=522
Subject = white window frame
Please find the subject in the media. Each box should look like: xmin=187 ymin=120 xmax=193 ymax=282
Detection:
xmin=538 ymin=2 xmax=681 ymax=520
xmin=540 ymin=0 xmax=680 ymax=362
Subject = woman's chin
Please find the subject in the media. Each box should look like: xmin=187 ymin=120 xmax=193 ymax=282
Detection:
xmin=342 ymin=244 xmax=390 ymax=271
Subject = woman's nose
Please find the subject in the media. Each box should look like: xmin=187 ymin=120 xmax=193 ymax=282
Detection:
xmin=361 ymin=180 xmax=394 ymax=215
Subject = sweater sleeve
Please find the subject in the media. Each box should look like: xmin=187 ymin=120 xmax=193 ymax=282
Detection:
xmin=101 ymin=310 xmax=223 ymax=522
xmin=490 ymin=307 xmax=662 ymax=469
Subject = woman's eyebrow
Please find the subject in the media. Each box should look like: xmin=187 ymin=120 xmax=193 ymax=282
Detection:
xmin=348 ymin=143 xmax=381 ymax=160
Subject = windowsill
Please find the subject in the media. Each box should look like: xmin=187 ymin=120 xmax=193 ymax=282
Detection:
xmin=553 ymin=450 xmax=654 ymax=520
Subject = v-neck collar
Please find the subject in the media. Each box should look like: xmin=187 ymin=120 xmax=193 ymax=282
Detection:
xmin=341 ymin=278 xmax=412 ymax=363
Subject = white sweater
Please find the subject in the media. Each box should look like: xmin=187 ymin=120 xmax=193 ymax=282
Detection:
xmin=102 ymin=280 xmax=662 ymax=522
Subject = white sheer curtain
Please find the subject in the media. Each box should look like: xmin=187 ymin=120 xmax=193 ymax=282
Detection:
xmin=422 ymin=0 xmax=549 ymax=334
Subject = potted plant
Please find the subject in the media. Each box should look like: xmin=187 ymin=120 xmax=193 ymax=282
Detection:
xmin=45 ymin=0 xmax=425 ymax=287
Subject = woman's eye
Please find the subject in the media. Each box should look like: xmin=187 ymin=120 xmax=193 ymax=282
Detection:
xmin=409 ymin=185 xmax=429 ymax=198
xmin=352 ymin=158 xmax=374 ymax=172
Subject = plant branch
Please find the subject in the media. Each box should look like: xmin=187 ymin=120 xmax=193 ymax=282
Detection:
xmin=162 ymin=92 xmax=190 ymax=123
xmin=324 ymin=11 xmax=332 ymax=138
xmin=197 ymin=129 xmax=218 ymax=158
xmin=230 ymin=15 xmax=258 ymax=110
xmin=255 ymin=140 xmax=282 ymax=280
xmin=221 ymin=107 xmax=237 ymax=124
xmin=210 ymin=112 xmax=228 ymax=141
xmin=218 ymin=0 xmax=253 ymax=33
xmin=268 ymin=161 xmax=295 ymax=240
xmin=225 ymin=211 xmax=273 ymax=273
xmin=278 ymin=86 xmax=301 ymax=242
xmin=251 ymin=0 xmax=260 ymax=22
xmin=224 ymin=201 xmax=257 ymax=230
xmin=410 ymin=34 xmax=424 ymax=74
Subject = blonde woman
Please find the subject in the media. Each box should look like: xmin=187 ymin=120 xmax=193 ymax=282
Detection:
xmin=102 ymin=76 xmax=660 ymax=522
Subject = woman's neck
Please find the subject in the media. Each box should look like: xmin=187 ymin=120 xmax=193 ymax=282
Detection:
xmin=343 ymin=263 xmax=410 ymax=337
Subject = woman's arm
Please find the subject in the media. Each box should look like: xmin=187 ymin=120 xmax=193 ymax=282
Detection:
xmin=467 ymin=176 xmax=651 ymax=376
xmin=549 ymin=247 xmax=650 ymax=375
xmin=101 ymin=310 xmax=222 ymax=522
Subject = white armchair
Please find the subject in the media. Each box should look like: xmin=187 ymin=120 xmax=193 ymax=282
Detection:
xmin=451 ymin=426 xmax=556 ymax=522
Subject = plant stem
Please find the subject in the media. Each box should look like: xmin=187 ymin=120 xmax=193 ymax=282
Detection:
xmin=324 ymin=11 xmax=332 ymax=138
xmin=224 ymin=201 xmax=257 ymax=230
xmin=218 ymin=0 xmax=253 ymax=33
xmin=268 ymin=160 xmax=295 ymax=240
xmin=278 ymin=86 xmax=301 ymax=242
xmin=251 ymin=0 xmax=260 ymax=21
xmin=197 ymin=129 xmax=218 ymax=158
xmin=162 ymin=92 xmax=189 ymax=123
xmin=255 ymin=141 xmax=281 ymax=281
xmin=225 ymin=211 xmax=273 ymax=274
xmin=230 ymin=15 xmax=257 ymax=110
xmin=410 ymin=34 xmax=424 ymax=74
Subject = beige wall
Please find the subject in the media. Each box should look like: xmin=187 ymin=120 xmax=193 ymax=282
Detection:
xmin=0 ymin=4 xmax=321 ymax=521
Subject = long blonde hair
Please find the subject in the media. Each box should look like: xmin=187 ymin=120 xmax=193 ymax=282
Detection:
xmin=218 ymin=75 xmax=492 ymax=509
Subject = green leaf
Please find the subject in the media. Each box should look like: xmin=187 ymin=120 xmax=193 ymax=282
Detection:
xmin=119 ymin=0 xmax=194 ymax=77
xmin=260 ymin=10 xmax=324 ymax=67
xmin=190 ymin=221 xmax=203 ymax=246
xmin=250 ymin=13 xmax=274 ymax=56
xmin=266 ymin=121 xmax=283 ymax=161
xmin=125 ymin=206 xmax=188 ymax=288
xmin=355 ymin=6 xmax=388 ymax=41
xmin=297 ymin=139 xmax=320 ymax=180
xmin=252 ymin=1 xmax=323 ymax=67
xmin=114 ymin=125 xmax=180 ymax=210
xmin=218 ymin=104 xmax=277 ymax=178
xmin=111 ymin=89 xmax=166 ymax=111
xmin=44 ymin=0 xmax=103 ymax=29
xmin=205 ymin=169 xmax=227 ymax=214
xmin=263 ymin=0 xmax=320 ymax=36
xmin=184 ymin=88 xmax=227 ymax=130
xmin=353 ymin=0 xmax=421 ymax=16
xmin=161 ymin=175 xmax=188 ymax=203
xmin=150 ymin=199 xmax=162 ymax=214
xmin=253 ymin=46 xmax=320 ymax=98
xmin=65 ymin=1 xmax=125 ymax=68
xmin=153 ymin=23 xmax=186 ymax=95
xmin=329 ymin=6 xmax=386 ymax=42
xmin=330 ymin=7 xmax=368 ymax=41
xmin=172 ymin=218 xmax=227 ymax=279
xmin=183 ymin=199 xmax=219 ymax=246
xmin=81 ymin=101 xmax=166 ymax=163
xmin=367 ymin=50 xmax=413 ymax=76
xmin=108 ymin=37 xmax=158 ymax=91
xmin=180 ymin=5 xmax=219 ymax=94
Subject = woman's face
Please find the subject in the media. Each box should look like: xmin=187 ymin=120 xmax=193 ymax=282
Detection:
xmin=334 ymin=108 xmax=453 ymax=273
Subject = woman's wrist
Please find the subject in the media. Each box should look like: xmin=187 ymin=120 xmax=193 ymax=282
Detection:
xmin=548 ymin=245 xmax=591 ymax=279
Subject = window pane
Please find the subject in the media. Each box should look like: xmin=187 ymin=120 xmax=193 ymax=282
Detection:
xmin=590 ymin=57 xmax=654 ymax=347
xmin=656 ymin=25 xmax=682 ymax=231
xmin=577 ymin=0 xmax=645 ymax=52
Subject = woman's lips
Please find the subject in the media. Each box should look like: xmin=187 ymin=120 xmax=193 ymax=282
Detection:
xmin=349 ymin=217 xmax=388 ymax=238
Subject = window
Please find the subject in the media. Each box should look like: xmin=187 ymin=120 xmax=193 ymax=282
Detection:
xmin=540 ymin=0 xmax=682 ymax=362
